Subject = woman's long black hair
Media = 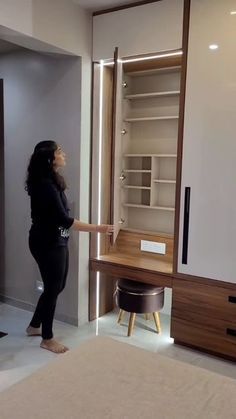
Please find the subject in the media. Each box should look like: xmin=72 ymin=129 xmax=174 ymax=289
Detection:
xmin=25 ymin=140 xmax=66 ymax=195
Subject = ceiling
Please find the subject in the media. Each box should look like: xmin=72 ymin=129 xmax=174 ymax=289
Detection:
xmin=74 ymin=0 xmax=144 ymax=12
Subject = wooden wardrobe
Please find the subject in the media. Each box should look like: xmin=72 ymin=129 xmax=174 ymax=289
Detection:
xmin=90 ymin=0 xmax=236 ymax=361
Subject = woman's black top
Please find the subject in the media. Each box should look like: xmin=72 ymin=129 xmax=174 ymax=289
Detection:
xmin=29 ymin=178 xmax=74 ymax=247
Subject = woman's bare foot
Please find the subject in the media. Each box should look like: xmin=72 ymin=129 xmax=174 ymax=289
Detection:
xmin=40 ymin=339 xmax=69 ymax=354
xmin=26 ymin=325 xmax=41 ymax=336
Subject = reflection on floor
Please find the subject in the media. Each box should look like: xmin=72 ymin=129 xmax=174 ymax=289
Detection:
xmin=0 ymin=302 xmax=235 ymax=393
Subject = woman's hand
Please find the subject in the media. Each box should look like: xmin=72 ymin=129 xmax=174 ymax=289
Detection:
xmin=96 ymin=224 xmax=115 ymax=235
xmin=72 ymin=219 xmax=115 ymax=234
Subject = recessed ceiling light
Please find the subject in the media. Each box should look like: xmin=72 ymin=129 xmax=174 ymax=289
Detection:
xmin=230 ymin=11 xmax=236 ymax=15
xmin=209 ymin=44 xmax=219 ymax=50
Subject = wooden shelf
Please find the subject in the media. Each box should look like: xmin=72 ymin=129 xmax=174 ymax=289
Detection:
xmin=125 ymin=91 xmax=180 ymax=100
xmin=122 ymin=185 xmax=151 ymax=190
xmin=123 ymin=169 xmax=152 ymax=173
xmin=153 ymin=179 xmax=176 ymax=184
xmin=124 ymin=153 xmax=177 ymax=158
xmin=125 ymin=116 xmax=179 ymax=122
xmin=121 ymin=227 xmax=173 ymax=238
xmin=126 ymin=65 xmax=181 ymax=77
xmin=123 ymin=203 xmax=175 ymax=211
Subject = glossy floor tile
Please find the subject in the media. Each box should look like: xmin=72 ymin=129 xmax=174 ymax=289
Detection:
xmin=0 ymin=303 xmax=235 ymax=393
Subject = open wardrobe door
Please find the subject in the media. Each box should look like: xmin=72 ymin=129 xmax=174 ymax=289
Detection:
xmin=110 ymin=47 xmax=124 ymax=245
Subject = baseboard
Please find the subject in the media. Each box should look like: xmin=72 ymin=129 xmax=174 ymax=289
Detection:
xmin=56 ymin=312 xmax=78 ymax=327
xmin=78 ymin=314 xmax=89 ymax=326
xmin=0 ymin=294 xmax=35 ymax=312
xmin=0 ymin=295 xmax=78 ymax=327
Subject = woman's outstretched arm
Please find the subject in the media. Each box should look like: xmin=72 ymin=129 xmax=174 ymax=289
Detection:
xmin=72 ymin=219 xmax=114 ymax=235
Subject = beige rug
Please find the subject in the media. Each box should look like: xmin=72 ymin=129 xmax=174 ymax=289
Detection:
xmin=0 ymin=336 xmax=236 ymax=419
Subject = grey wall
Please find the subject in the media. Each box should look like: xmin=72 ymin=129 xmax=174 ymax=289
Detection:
xmin=0 ymin=79 xmax=4 ymax=290
xmin=0 ymin=50 xmax=81 ymax=325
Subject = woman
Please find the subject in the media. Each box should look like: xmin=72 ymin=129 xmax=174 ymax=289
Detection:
xmin=25 ymin=140 xmax=113 ymax=354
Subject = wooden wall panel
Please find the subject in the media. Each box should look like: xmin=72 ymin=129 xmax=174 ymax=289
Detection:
xmin=111 ymin=230 xmax=173 ymax=263
xmin=89 ymin=64 xmax=116 ymax=320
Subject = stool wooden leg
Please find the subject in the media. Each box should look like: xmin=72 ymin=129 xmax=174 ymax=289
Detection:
xmin=117 ymin=309 xmax=125 ymax=324
xmin=128 ymin=313 xmax=136 ymax=337
xmin=153 ymin=312 xmax=161 ymax=334
xmin=145 ymin=313 xmax=150 ymax=321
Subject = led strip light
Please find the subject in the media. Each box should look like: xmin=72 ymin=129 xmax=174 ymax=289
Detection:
xmin=103 ymin=50 xmax=183 ymax=66
xmin=95 ymin=60 xmax=104 ymax=329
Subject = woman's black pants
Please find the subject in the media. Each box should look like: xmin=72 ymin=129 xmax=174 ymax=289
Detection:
xmin=29 ymin=239 xmax=69 ymax=340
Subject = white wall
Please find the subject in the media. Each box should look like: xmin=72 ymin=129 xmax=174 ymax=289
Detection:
xmin=0 ymin=0 xmax=91 ymax=56
xmin=178 ymin=0 xmax=236 ymax=283
xmin=0 ymin=0 xmax=33 ymax=36
xmin=162 ymin=287 xmax=172 ymax=316
xmin=0 ymin=0 xmax=92 ymax=325
xmin=78 ymin=56 xmax=91 ymax=325
xmin=93 ymin=0 xmax=184 ymax=60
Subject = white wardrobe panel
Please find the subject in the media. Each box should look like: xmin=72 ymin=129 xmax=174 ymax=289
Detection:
xmin=93 ymin=0 xmax=184 ymax=61
xmin=178 ymin=0 xmax=236 ymax=282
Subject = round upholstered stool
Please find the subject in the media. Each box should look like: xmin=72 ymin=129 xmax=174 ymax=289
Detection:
xmin=116 ymin=278 xmax=164 ymax=337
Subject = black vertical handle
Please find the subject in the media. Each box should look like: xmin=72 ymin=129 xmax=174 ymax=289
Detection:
xmin=226 ymin=328 xmax=236 ymax=337
xmin=182 ymin=187 xmax=191 ymax=264
xmin=228 ymin=296 xmax=236 ymax=304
